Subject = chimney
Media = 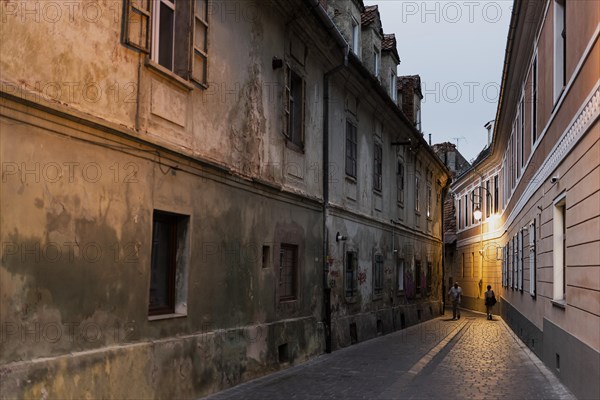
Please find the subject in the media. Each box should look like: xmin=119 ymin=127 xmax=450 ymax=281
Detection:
xmin=428 ymin=134 xmax=432 ymax=146
xmin=484 ymin=120 xmax=495 ymax=147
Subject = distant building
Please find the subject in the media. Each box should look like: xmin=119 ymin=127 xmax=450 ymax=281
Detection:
xmin=451 ymin=1 xmax=599 ymax=398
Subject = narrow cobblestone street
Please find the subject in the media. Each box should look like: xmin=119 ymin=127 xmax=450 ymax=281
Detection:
xmin=203 ymin=310 xmax=575 ymax=400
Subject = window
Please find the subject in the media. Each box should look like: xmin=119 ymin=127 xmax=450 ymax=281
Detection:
xmin=457 ymin=198 xmax=462 ymax=229
xmin=532 ymin=54 xmax=538 ymax=144
xmin=414 ymin=94 xmax=422 ymax=131
xmin=284 ymin=66 xmax=305 ymax=148
xmin=494 ymin=176 xmax=499 ymax=213
xmin=351 ymin=17 xmax=360 ymax=56
xmin=485 ymin=179 xmax=491 ymax=218
xmin=513 ymin=235 xmax=518 ymax=290
xmin=374 ymin=47 xmax=380 ymax=77
xmin=415 ymin=260 xmax=422 ymax=295
xmin=262 ymin=245 xmax=271 ymax=269
xmin=464 ymin=194 xmax=468 ymax=227
xmin=397 ymin=160 xmax=405 ymax=204
xmin=502 ymin=245 xmax=507 ymax=287
xmin=426 ymin=185 xmax=432 ymax=218
xmin=529 ymin=220 xmax=536 ymax=296
xmin=345 ymin=121 xmax=357 ymax=178
xmin=553 ymin=195 xmax=566 ymax=302
xmin=374 ymin=142 xmax=383 ymax=192
xmin=279 ymin=244 xmax=298 ymax=301
xmin=507 ymin=240 xmax=512 ymax=288
xmin=553 ymin=0 xmax=566 ymax=102
xmin=397 ymin=258 xmax=405 ymax=291
xmin=390 ymin=72 xmax=397 ymax=101
xmin=345 ymin=251 xmax=358 ymax=298
xmin=415 ymin=176 xmax=421 ymax=212
xmin=471 ymin=252 xmax=475 ymax=278
xmin=518 ymin=229 xmax=524 ymax=291
xmin=123 ymin=0 xmax=207 ymax=84
xmin=519 ymin=101 xmax=525 ymax=169
xmin=373 ymin=254 xmax=384 ymax=296
xmin=426 ymin=262 xmax=433 ymax=295
xmin=471 ymin=190 xmax=476 ymax=224
xmin=149 ymin=211 xmax=189 ymax=316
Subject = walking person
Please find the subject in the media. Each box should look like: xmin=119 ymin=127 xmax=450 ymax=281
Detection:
xmin=484 ymin=285 xmax=497 ymax=320
xmin=447 ymin=282 xmax=462 ymax=320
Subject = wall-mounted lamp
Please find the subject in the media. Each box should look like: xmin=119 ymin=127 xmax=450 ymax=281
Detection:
xmin=272 ymin=57 xmax=283 ymax=70
xmin=473 ymin=207 xmax=482 ymax=221
xmin=335 ymin=232 xmax=347 ymax=242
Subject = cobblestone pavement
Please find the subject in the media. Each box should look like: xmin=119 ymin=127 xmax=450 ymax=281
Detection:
xmin=203 ymin=310 xmax=575 ymax=400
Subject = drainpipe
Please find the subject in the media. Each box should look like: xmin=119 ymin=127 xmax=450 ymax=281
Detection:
xmin=304 ymin=0 xmax=349 ymax=354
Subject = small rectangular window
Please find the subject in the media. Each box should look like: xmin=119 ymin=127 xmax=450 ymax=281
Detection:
xmin=494 ymin=176 xmax=499 ymax=213
xmin=553 ymin=0 xmax=566 ymax=102
xmin=518 ymin=229 xmax=524 ymax=291
xmin=351 ymin=17 xmax=360 ymax=56
xmin=529 ymin=221 xmax=536 ymax=296
xmin=553 ymin=196 xmax=566 ymax=301
xmin=426 ymin=262 xmax=433 ymax=295
xmin=532 ymin=54 xmax=538 ymax=144
xmin=415 ymin=176 xmax=421 ymax=212
xmin=262 ymin=245 xmax=270 ymax=269
xmin=415 ymin=260 xmax=422 ymax=295
xmin=426 ymin=186 xmax=432 ymax=218
xmin=346 ymin=251 xmax=358 ymax=298
xmin=374 ymin=143 xmax=383 ymax=192
xmin=123 ymin=0 xmax=151 ymax=53
xmin=149 ymin=211 xmax=189 ymax=316
xmin=373 ymin=254 xmax=384 ymax=296
xmin=284 ymin=66 xmax=305 ymax=148
xmin=397 ymin=258 xmax=405 ymax=291
xmin=279 ymin=244 xmax=298 ymax=301
xmin=345 ymin=121 xmax=358 ymax=178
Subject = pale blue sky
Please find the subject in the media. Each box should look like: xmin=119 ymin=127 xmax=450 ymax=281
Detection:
xmin=365 ymin=0 xmax=513 ymax=162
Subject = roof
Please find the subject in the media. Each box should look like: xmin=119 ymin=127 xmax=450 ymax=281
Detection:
xmin=361 ymin=5 xmax=378 ymax=26
xmin=382 ymin=33 xmax=400 ymax=61
xmin=398 ymin=75 xmax=423 ymax=98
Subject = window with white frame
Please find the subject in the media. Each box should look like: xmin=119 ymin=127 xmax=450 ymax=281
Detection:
xmin=529 ymin=220 xmax=536 ymax=296
xmin=457 ymin=197 xmax=462 ymax=229
xmin=553 ymin=0 xmax=566 ymax=102
xmin=553 ymin=195 xmax=567 ymax=302
xmin=426 ymin=185 xmax=432 ymax=219
xmin=494 ymin=175 xmax=499 ymax=213
xmin=351 ymin=17 xmax=360 ymax=56
xmin=520 ymin=97 xmax=525 ymax=169
xmin=123 ymin=0 xmax=208 ymax=85
xmin=390 ymin=72 xmax=397 ymax=101
xmin=374 ymin=47 xmax=381 ymax=78
xmin=513 ymin=235 xmax=518 ymax=290
xmin=414 ymin=94 xmax=422 ymax=131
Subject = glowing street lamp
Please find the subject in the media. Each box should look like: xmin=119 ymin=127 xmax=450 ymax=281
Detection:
xmin=474 ymin=207 xmax=483 ymax=221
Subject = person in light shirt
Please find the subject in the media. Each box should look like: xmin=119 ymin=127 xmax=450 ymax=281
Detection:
xmin=447 ymin=282 xmax=462 ymax=320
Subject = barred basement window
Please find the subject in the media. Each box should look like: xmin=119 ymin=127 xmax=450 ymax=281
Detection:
xmin=279 ymin=244 xmax=298 ymax=301
xmin=373 ymin=254 xmax=384 ymax=296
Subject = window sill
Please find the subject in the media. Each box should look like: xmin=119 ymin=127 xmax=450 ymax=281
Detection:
xmin=145 ymin=58 xmax=195 ymax=91
xmin=148 ymin=313 xmax=187 ymax=321
xmin=279 ymin=298 xmax=298 ymax=303
xmin=284 ymin=138 xmax=305 ymax=154
xmin=345 ymin=176 xmax=357 ymax=184
xmin=551 ymin=299 xmax=566 ymax=309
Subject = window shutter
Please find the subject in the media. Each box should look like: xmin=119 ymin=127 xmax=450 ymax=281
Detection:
xmin=124 ymin=0 xmax=151 ymax=53
xmin=192 ymin=0 xmax=209 ymax=85
xmin=174 ymin=0 xmax=193 ymax=79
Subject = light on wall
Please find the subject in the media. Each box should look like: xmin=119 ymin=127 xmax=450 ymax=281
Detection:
xmin=336 ymin=232 xmax=347 ymax=242
xmin=473 ymin=207 xmax=482 ymax=221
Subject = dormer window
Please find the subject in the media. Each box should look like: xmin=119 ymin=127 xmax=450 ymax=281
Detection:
xmin=351 ymin=17 xmax=360 ymax=56
xmin=414 ymin=93 xmax=421 ymax=131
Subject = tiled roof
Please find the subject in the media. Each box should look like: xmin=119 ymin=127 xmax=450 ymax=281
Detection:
xmin=361 ymin=5 xmax=378 ymax=26
xmin=382 ymin=33 xmax=400 ymax=61
xmin=398 ymin=75 xmax=422 ymax=96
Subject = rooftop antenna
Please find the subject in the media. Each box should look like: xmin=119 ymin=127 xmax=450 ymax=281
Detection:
xmin=451 ymin=136 xmax=466 ymax=148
